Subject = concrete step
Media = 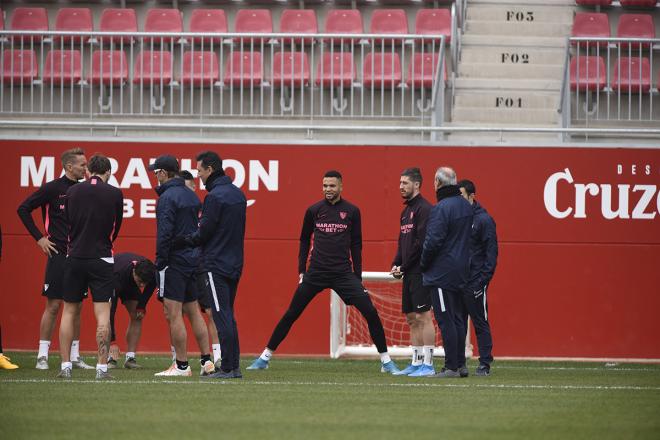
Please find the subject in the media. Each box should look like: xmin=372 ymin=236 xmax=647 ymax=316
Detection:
xmin=466 ymin=5 xmax=574 ymax=24
xmin=452 ymin=106 xmax=559 ymax=124
xmin=460 ymin=46 xmax=566 ymax=66
xmin=465 ymin=20 xmax=572 ymax=37
xmin=461 ymin=34 xmax=567 ymax=48
xmin=454 ymin=77 xmax=563 ymax=91
xmin=459 ymin=63 xmax=564 ymax=79
xmin=455 ymin=92 xmax=560 ymax=109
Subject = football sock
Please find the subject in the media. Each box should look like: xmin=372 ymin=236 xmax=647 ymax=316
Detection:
xmin=96 ymin=363 xmax=108 ymax=373
xmin=38 ymin=340 xmax=50 ymax=359
xmin=170 ymin=346 xmax=176 ymax=361
xmin=380 ymin=353 xmax=392 ymax=364
xmin=61 ymin=361 xmax=72 ymax=371
xmin=200 ymin=354 xmax=211 ymax=366
xmin=412 ymin=346 xmax=423 ymax=366
xmin=212 ymin=344 xmax=221 ymax=362
xmin=70 ymin=340 xmax=80 ymax=361
xmin=423 ymin=346 xmax=434 ymax=366
xmin=176 ymin=359 xmax=189 ymax=370
xmin=125 ymin=352 xmax=136 ymax=360
xmin=259 ymin=348 xmax=273 ymax=362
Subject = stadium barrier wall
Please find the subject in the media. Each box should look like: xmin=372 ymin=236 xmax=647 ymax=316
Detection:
xmin=1 ymin=140 xmax=659 ymax=359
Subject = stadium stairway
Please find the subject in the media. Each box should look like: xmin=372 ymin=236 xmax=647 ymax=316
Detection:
xmin=450 ymin=0 xmax=575 ymax=142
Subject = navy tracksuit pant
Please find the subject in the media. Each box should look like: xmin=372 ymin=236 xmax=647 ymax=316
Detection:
xmin=430 ymin=286 xmax=466 ymax=371
xmin=205 ymin=272 xmax=240 ymax=372
xmin=459 ymin=284 xmax=493 ymax=367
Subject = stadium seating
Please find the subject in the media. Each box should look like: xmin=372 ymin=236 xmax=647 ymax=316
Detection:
xmin=144 ymin=9 xmax=183 ymax=44
xmin=0 ymin=9 xmax=4 ymax=31
xmin=271 ymin=51 xmax=311 ymax=87
xmin=315 ymin=52 xmax=356 ymax=87
xmin=612 ymin=56 xmax=651 ymax=93
xmin=280 ymin=9 xmax=318 ymax=45
xmin=370 ymin=9 xmax=408 ymax=41
xmin=189 ymin=9 xmax=227 ymax=45
xmin=415 ymin=9 xmax=451 ymax=43
xmin=616 ymin=14 xmax=655 ymax=48
xmin=223 ymin=51 xmax=263 ymax=87
xmin=43 ymin=50 xmax=82 ymax=85
xmin=89 ymin=50 xmax=129 ymax=86
xmin=571 ymin=12 xmax=610 ymax=47
xmin=235 ymin=9 xmax=273 ymax=34
xmin=54 ymin=8 xmax=93 ymax=44
xmin=406 ymin=52 xmax=445 ymax=89
xmin=99 ymin=9 xmax=137 ymax=44
xmin=575 ymin=0 xmax=613 ymax=5
xmin=569 ymin=56 xmax=606 ymax=91
xmin=324 ymin=9 xmax=363 ymax=44
xmin=620 ymin=0 xmax=658 ymax=7
xmin=1 ymin=49 xmax=38 ymax=85
xmin=180 ymin=51 xmax=220 ymax=87
xmin=133 ymin=50 xmax=173 ymax=85
xmin=10 ymin=7 xmax=49 ymax=42
xmin=362 ymin=52 xmax=402 ymax=88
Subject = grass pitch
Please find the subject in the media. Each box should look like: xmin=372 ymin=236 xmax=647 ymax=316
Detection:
xmin=1 ymin=353 xmax=659 ymax=440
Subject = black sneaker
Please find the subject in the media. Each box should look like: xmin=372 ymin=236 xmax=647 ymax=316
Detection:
xmin=123 ymin=357 xmax=142 ymax=369
xmin=458 ymin=366 xmax=469 ymax=378
xmin=232 ymin=368 xmax=243 ymax=378
xmin=432 ymin=368 xmax=461 ymax=378
xmin=202 ymin=369 xmax=241 ymax=379
xmin=475 ymin=364 xmax=490 ymax=376
xmin=107 ymin=358 xmax=118 ymax=369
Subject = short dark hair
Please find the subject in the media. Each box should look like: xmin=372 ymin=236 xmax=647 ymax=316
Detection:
xmin=179 ymin=170 xmax=194 ymax=181
xmin=61 ymin=148 xmax=85 ymax=168
xmin=324 ymin=170 xmax=342 ymax=180
xmin=88 ymin=154 xmax=111 ymax=175
xmin=196 ymin=151 xmax=224 ymax=174
xmin=134 ymin=258 xmax=156 ymax=285
xmin=401 ymin=167 xmax=422 ymax=186
xmin=457 ymin=179 xmax=476 ymax=195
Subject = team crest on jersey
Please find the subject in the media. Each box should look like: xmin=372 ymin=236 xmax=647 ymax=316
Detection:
xmin=340 ymin=211 xmax=347 ymax=219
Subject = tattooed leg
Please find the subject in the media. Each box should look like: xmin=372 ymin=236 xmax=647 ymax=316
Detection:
xmin=93 ymin=302 xmax=111 ymax=365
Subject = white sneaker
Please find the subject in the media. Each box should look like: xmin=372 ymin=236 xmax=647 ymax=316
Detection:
xmin=155 ymin=363 xmax=192 ymax=377
xmin=36 ymin=356 xmax=49 ymax=370
xmin=200 ymin=360 xmax=216 ymax=376
xmin=72 ymin=358 xmax=95 ymax=370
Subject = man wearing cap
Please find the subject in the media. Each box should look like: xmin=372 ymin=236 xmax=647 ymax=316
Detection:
xmin=149 ymin=155 xmax=214 ymax=377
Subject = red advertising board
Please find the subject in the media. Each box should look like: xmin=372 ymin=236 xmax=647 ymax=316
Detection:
xmin=1 ymin=140 xmax=659 ymax=359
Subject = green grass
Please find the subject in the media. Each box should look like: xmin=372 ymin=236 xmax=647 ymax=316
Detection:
xmin=1 ymin=353 xmax=660 ymax=440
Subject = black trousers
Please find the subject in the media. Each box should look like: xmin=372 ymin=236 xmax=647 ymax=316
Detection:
xmin=459 ymin=284 xmax=493 ymax=367
xmin=430 ymin=286 xmax=466 ymax=371
xmin=267 ymin=271 xmax=389 ymax=353
xmin=205 ymin=272 xmax=240 ymax=372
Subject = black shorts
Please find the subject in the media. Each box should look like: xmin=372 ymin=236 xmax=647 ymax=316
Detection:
xmin=195 ymin=272 xmax=213 ymax=311
xmin=63 ymin=257 xmax=114 ymax=303
xmin=304 ymin=271 xmax=370 ymax=305
xmin=401 ymin=272 xmax=433 ymax=313
xmin=42 ymin=253 xmax=67 ymax=299
xmin=157 ymin=266 xmax=198 ymax=303
xmin=116 ymin=286 xmax=139 ymax=304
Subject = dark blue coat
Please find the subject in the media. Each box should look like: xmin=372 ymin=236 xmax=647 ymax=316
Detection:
xmin=155 ymin=178 xmax=201 ymax=271
xmin=420 ymin=192 xmax=473 ymax=290
xmin=189 ymin=172 xmax=247 ymax=280
xmin=467 ymin=201 xmax=498 ymax=291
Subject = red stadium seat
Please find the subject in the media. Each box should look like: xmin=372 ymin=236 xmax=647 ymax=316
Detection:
xmin=571 ymin=13 xmax=610 ymax=47
xmin=362 ymin=52 xmax=402 ymax=88
xmin=315 ymin=52 xmax=355 ymax=87
xmin=406 ymin=52 xmax=446 ymax=89
xmin=370 ymin=9 xmax=408 ymax=41
xmin=569 ymin=56 xmax=606 ymax=91
xmin=1 ymin=49 xmax=38 ymax=85
xmin=324 ymin=9 xmax=363 ymax=44
xmin=223 ymin=51 xmax=263 ymax=87
xmin=89 ymin=50 xmax=128 ymax=86
xmin=617 ymin=14 xmax=655 ymax=49
xmin=189 ymin=9 xmax=227 ymax=45
xmin=574 ymin=0 xmax=613 ymax=5
xmin=235 ymin=9 xmax=273 ymax=34
xmin=54 ymin=8 xmax=93 ymax=44
xmin=181 ymin=51 xmax=220 ymax=87
xmin=144 ymin=9 xmax=183 ymax=44
xmin=415 ymin=9 xmax=451 ymax=43
xmin=271 ymin=51 xmax=310 ymax=87
xmin=279 ymin=9 xmax=318 ymax=45
xmin=612 ymin=57 xmax=651 ymax=93
xmin=133 ymin=50 xmax=173 ymax=85
xmin=620 ymin=0 xmax=657 ymax=7
xmin=10 ymin=7 xmax=49 ymax=42
xmin=99 ymin=9 xmax=137 ymax=44
xmin=43 ymin=50 xmax=82 ymax=85
xmin=0 ymin=9 xmax=4 ymax=31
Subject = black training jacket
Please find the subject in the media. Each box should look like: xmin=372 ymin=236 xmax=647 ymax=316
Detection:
xmin=392 ymin=194 xmax=432 ymax=274
xmin=467 ymin=201 xmax=499 ymax=291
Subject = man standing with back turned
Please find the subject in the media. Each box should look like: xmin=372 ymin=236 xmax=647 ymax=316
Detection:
xmin=420 ymin=167 xmax=473 ymax=378
xmin=58 ymin=154 xmax=124 ymax=380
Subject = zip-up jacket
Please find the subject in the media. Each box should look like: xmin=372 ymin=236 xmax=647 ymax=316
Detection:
xmin=392 ymin=194 xmax=432 ymax=274
xmin=187 ymin=172 xmax=246 ymax=280
xmin=113 ymin=252 xmax=157 ymax=312
xmin=65 ymin=175 xmax=123 ymax=258
xmin=155 ymin=177 xmax=201 ymax=271
xmin=420 ymin=185 xmax=473 ymax=290
xmin=299 ymin=198 xmax=362 ymax=278
xmin=467 ymin=201 xmax=498 ymax=291
xmin=17 ymin=175 xmax=78 ymax=254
